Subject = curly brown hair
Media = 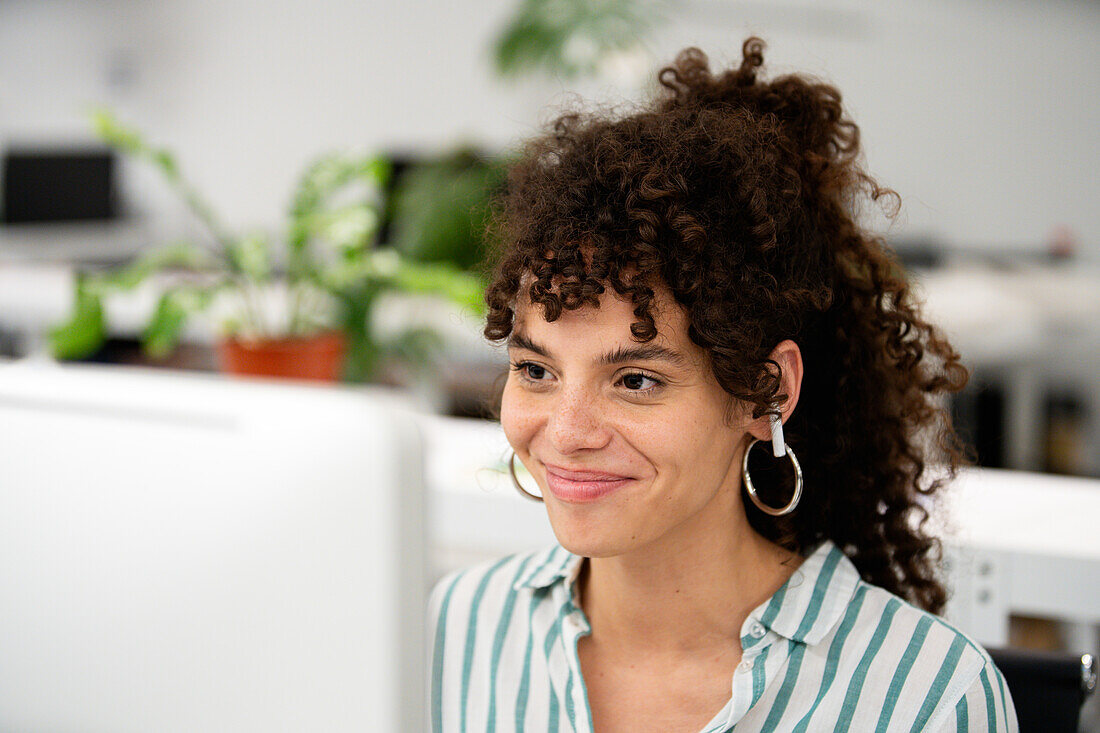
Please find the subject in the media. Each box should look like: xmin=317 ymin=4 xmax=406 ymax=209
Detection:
xmin=482 ymin=38 xmax=969 ymax=614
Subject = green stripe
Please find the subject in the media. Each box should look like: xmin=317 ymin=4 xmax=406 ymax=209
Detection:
xmin=517 ymin=545 xmax=557 ymax=587
xmin=750 ymin=644 xmax=773 ymax=706
xmin=431 ymin=572 xmax=465 ymax=733
xmin=876 ymin=615 xmax=932 ymax=731
xmin=538 ymin=598 xmax=571 ymax=730
xmin=515 ymin=547 xmax=561 ymax=729
xmin=908 ymin=634 xmax=967 ymax=732
xmin=518 ymin=544 xmax=569 ymax=588
xmin=570 ymin=598 xmax=595 ymax=733
xmin=548 ymin=682 xmax=560 ymax=733
xmin=561 ymin=595 xmax=594 ymax=731
xmin=544 ymin=547 xmax=574 ymax=587
xmin=542 ymin=602 xmax=568 ymax=656
xmin=791 ymin=584 xmax=869 ymax=733
xmin=564 ymin=662 xmax=576 ymax=728
xmin=980 ymin=667 xmax=998 ymax=731
xmin=760 ymin=582 xmax=788 ymax=627
xmin=460 ymin=556 xmax=513 ymax=733
xmin=955 ymin=690 xmax=969 ymax=729
xmin=743 ymin=627 xmax=767 ymax=649
xmin=992 ymin=662 xmax=1010 ymax=727
xmin=745 ymin=582 xmax=789 ymax=651
xmin=512 ymin=589 xmax=540 ymax=729
xmin=761 ymin=641 xmax=807 ymax=730
xmin=835 ymin=597 xmax=901 ymax=733
xmin=538 ymin=551 xmax=576 ymax=660
xmin=486 ymin=556 xmax=535 ymax=733
xmin=559 ymin=550 xmax=574 ymax=574
xmin=793 ymin=546 xmax=842 ymax=639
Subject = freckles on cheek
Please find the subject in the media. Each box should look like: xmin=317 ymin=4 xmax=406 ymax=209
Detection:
xmin=500 ymin=388 xmax=537 ymax=451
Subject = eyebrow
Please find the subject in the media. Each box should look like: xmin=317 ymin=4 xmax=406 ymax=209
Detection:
xmin=507 ymin=330 xmax=690 ymax=368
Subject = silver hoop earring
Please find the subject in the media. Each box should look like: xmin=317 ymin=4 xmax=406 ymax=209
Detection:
xmin=508 ymin=453 xmax=543 ymax=502
xmin=741 ymin=438 xmax=802 ymax=516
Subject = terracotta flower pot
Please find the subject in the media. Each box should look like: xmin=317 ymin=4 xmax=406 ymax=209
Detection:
xmin=218 ymin=330 xmax=347 ymax=382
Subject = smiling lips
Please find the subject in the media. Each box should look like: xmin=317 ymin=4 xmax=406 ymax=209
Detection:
xmin=542 ymin=464 xmax=633 ymax=503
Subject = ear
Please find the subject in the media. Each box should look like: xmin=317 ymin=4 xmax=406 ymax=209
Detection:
xmin=747 ymin=339 xmax=804 ymax=442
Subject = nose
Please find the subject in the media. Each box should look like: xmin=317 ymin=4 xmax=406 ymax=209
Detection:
xmin=546 ymin=385 xmax=612 ymax=454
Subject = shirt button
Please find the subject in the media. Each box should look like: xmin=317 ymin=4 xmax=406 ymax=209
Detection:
xmin=738 ymin=659 xmax=753 ymax=672
xmin=750 ymin=622 xmax=766 ymax=639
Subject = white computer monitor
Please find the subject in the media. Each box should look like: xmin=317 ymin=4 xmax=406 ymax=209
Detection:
xmin=0 ymin=359 xmax=425 ymax=732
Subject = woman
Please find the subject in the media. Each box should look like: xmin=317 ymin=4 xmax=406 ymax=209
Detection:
xmin=430 ymin=38 xmax=1017 ymax=732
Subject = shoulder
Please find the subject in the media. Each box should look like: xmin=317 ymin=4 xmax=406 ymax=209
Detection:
xmin=427 ymin=544 xmax=568 ymax=641
xmin=831 ymin=580 xmax=1017 ymax=731
xmin=428 ymin=546 xmax=571 ymax=730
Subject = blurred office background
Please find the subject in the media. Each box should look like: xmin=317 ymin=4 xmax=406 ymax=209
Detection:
xmin=1 ymin=0 xmax=1098 ymax=730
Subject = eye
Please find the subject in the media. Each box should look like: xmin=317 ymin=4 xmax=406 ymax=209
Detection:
xmin=510 ymin=361 xmax=551 ymax=383
xmin=619 ymin=372 xmax=662 ymax=392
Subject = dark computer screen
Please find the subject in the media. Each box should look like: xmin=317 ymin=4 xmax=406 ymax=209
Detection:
xmin=1 ymin=148 xmax=118 ymax=224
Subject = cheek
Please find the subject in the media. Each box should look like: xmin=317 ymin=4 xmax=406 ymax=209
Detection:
xmin=657 ymin=402 xmax=739 ymax=473
xmin=500 ymin=381 xmax=540 ymax=451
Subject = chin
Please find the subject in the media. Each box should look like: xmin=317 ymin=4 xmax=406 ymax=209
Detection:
xmin=543 ymin=500 xmax=638 ymax=559
xmin=550 ymin=531 xmax=624 ymax=560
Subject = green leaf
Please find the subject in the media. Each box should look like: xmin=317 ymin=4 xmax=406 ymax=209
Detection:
xmin=91 ymin=108 xmax=180 ymax=180
xmin=495 ymin=18 xmax=570 ymax=77
xmin=291 ymin=155 xmax=351 ymax=217
xmin=388 ymin=150 xmax=507 ymax=270
xmin=391 ymin=259 xmax=486 ymax=313
xmin=47 ymin=274 xmax=107 ymax=360
xmin=141 ymin=286 xmax=215 ymax=358
xmin=326 ymin=204 xmax=380 ymax=251
xmin=227 ymin=233 xmax=272 ymax=282
xmin=491 ymin=0 xmax=660 ymax=80
xmin=288 ymin=153 xmax=389 ymax=263
xmin=152 ymin=150 xmax=179 ymax=180
xmin=360 ymin=155 xmax=392 ymax=188
xmin=98 ymin=242 xmax=212 ymax=291
xmin=91 ymin=108 xmax=146 ymax=156
xmin=318 ymin=256 xmax=375 ymax=292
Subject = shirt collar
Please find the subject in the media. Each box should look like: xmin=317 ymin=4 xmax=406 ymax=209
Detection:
xmin=748 ymin=539 xmax=861 ymax=646
xmin=513 ymin=539 xmax=861 ymax=647
xmin=513 ymin=544 xmax=584 ymax=591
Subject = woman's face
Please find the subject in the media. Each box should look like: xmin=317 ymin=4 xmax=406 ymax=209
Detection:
xmin=501 ymin=285 xmax=755 ymax=559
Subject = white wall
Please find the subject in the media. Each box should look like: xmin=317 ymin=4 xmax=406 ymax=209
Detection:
xmin=1 ymin=0 xmax=1098 ymax=255
xmin=655 ymin=0 xmax=1100 ymax=254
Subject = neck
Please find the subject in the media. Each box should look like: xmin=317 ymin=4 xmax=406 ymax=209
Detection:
xmin=577 ymin=487 xmax=799 ymax=656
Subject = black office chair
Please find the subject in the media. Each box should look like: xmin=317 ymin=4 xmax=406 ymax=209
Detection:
xmin=988 ymin=647 xmax=1096 ymax=733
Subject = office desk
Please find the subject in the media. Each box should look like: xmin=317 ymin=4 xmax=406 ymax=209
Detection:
xmin=935 ymin=468 xmax=1100 ymax=649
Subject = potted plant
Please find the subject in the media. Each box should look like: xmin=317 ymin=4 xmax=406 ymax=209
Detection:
xmin=48 ymin=111 xmax=484 ymax=383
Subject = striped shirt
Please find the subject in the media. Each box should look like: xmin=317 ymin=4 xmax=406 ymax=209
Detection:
xmin=429 ymin=540 xmax=1018 ymax=732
